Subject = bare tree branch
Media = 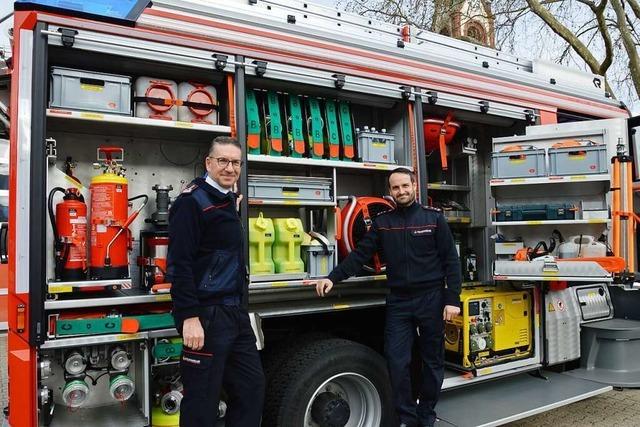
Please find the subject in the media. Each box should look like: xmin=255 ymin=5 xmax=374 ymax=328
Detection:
xmin=627 ymin=0 xmax=640 ymax=20
xmin=610 ymin=0 xmax=640 ymax=94
xmin=525 ymin=0 xmax=603 ymax=74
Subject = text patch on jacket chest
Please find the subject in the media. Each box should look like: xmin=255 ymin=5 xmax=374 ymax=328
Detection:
xmin=411 ymin=227 xmax=435 ymax=236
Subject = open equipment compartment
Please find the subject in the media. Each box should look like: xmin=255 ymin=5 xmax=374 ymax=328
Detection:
xmin=36 ymin=25 xmax=235 ymax=426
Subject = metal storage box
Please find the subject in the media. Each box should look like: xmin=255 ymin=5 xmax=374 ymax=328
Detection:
xmin=491 ymin=147 xmax=546 ymax=178
xmin=49 ymin=67 xmax=132 ymax=115
xmin=494 ymin=204 xmax=576 ymax=222
xmin=356 ymin=130 xmax=395 ymax=164
xmin=302 ymin=244 xmax=335 ymax=278
xmin=548 ymin=144 xmax=607 ymax=176
xmin=248 ymin=175 xmax=333 ymax=203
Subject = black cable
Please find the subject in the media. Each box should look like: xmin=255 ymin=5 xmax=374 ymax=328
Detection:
xmin=47 ymin=187 xmax=66 ymax=280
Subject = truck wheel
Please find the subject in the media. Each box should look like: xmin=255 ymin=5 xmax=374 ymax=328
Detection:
xmin=263 ymin=338 xmax=394 ymax=427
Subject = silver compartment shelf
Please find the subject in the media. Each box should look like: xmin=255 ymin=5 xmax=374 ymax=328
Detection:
xmin=248 ymin=153 xmax=410 ymax=171
xmin=427 ymin=183 xmax=471 ymax=191
xmin=248 ymin=199 xmax=335 ymax=206
xmin=493 ymin=260 xmax=612 ymax=282
xmin=49 ymin=403 xmax=147 ymax=427
xmin=42 ymin=328 xmax=178 ymax=349
xmin=249 ymin=274 xmax=387 ymax=290
xmin=492 ymin=219 xmax=610 ymax=226
xmin=490 ymin=174 xmax=610 ymax=187
xmin=47 ymin=279 xmax=133 ymax=295
xmin=47 ymin=108 xmax=231 ymax=139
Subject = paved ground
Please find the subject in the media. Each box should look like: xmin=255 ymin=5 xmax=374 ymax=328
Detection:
xmin=505 ymin=388 xmax=640 ymax=427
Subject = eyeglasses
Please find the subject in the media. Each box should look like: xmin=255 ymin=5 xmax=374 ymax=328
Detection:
xmin=208 ymin=157 xmax=243 ymax=169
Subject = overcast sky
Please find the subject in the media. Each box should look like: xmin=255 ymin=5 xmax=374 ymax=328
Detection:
xmin=0 ymin=2 xmax=10 ymax=54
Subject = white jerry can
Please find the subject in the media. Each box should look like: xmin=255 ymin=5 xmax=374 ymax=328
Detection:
xmin=178 ymin=82 xmax=218 ymax=124
xmin=134 ymin=77 xmax=179 ymax=121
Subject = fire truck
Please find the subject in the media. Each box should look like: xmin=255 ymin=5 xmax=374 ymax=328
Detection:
xmin=4 ymin=0 xmax=640 ymax=426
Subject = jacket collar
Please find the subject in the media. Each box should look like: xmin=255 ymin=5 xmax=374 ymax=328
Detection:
xmin=396 ymin=200 xmax=419 ymax=213
xmin=194 ymin=177 xmax=234 ymax=201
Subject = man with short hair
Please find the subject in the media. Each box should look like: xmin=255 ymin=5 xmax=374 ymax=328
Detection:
xmin=167 ymin=136 xmax=264 ymax=427
xmin=316 ymin=167 xmax=461 ymax=427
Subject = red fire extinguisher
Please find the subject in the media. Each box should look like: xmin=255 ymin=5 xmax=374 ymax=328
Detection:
xmin=48 ymin=187 xmax=88 ymax=281
xmin=89 ymin=147 xmax=148 ymax=280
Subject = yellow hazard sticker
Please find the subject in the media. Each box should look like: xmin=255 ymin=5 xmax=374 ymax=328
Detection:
xmin=570 ymin=175 xmax=587 ymax=180
xmin=174 ymin=121 xmax=193 ymax=128
xmin=80 ymin=112 xmax=104 ymax=120
xmin=333 ymin=304 xmax=350 ymax=310
xmin=80 ymin=84 xmax=104 ymax=92
xmin=155 ymin=294 xmax=172 ymax=302
xmin=117 ymin=333 xmax=142 ymax=340
xmin=548 ymin=303 xmax=555 ymax=312
xmin=48 ymin=285 xmax=73 ymax=294
xmin=271 ymin=282 xmax=288 ymax=288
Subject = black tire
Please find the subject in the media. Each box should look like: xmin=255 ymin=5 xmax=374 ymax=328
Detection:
xmin=262 ymin=338 xmax=395 ymax=427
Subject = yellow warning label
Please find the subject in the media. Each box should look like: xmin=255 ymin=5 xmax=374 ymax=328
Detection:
xmin=155 ymin=294 xmax=172 ymax=302
xmin=79 ymin=112 xmax=104 ymax=120
xmin=548 ymin=303 xmax=555 ymax=312
xmin=271 ymin=282 xmax=288 ymax=288
xmin=174 ymin=121 xmax=193 ymax=128
xmin=48 ymin=285 xmax=73 ymax=294
xmin=333 ymin=304 xmax=350 ymax=310
xmin=80 ymin=84 xmax=104 ymax=92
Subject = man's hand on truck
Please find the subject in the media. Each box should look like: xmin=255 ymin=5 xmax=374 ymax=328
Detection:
xmin=443 ymin=305 xmax=461 ymax=321
xmin=183 ymin=317 xmax=205 ymax=350
xmin=315 ymin=278 xmax=333 ymax=297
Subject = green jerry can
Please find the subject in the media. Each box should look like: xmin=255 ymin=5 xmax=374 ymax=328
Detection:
xmin=273 ymin=218 xmax=305 ymax=273
xmin=249 ymin=212 xmax=276 ymax=275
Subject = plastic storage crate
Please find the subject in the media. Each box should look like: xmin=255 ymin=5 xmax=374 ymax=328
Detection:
xmin=248 ymin=175 xmax=333 ymax=203
xmin=356 ymin=130 xmax=395 ymax=164
xmin=494 ymin=204 xmax=576 ymax=222
xmin=302 ymin=244 xmax=335 ymax=278
xmin=49 ymin=67 xmax=131 ymax=115
xmin=491 ymin=147 xmax=546 ymax=178
xmin=548 ymin=144 xmax=607 ymax=176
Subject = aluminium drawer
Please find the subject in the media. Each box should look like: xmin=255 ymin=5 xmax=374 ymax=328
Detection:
xmin=248 ymin=175 xmax=333 ymax=203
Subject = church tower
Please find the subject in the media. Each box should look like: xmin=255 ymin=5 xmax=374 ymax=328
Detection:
xmin=432 ymin=0 xmax=496 ymax=48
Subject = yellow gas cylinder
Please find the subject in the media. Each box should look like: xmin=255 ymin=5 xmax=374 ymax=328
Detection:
xmin=151 ymin=406 xmax=179 ymax=427
xmin=273 ymin=218 xmax=305 ymax=273
xmin=248 ymin=212 xmax=275 ymax=275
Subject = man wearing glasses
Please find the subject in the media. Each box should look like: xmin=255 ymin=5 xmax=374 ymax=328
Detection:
xmin=167 ymin=136 xmax=265 ymax=426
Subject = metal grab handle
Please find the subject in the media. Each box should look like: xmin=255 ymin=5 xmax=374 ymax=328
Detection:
xmin=0 ymin=222 xmax=7 ymax=264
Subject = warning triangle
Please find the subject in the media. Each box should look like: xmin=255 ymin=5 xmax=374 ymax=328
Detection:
xmin=548 ymin=303 xmax=555 ymax=312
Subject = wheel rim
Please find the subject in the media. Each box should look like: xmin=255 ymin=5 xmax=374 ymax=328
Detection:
xmin=304 ymin=372 xmax=382 ymax=427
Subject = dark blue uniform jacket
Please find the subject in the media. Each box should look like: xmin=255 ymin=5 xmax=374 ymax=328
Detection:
xmin=328 ymin=201 xmax=462 ymax=307
xmin=167 ymin=177 xmax=245 ymax=324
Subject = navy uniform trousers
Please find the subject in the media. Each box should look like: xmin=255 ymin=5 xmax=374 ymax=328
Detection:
xmin=179 ymin=304 xmax=265 ymax=426
xmin=385 ymin=287 xmax=445 ymax=427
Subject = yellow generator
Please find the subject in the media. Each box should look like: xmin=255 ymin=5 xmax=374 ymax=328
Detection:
xmin=445 ymin=286 xmax=533 ymax=370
